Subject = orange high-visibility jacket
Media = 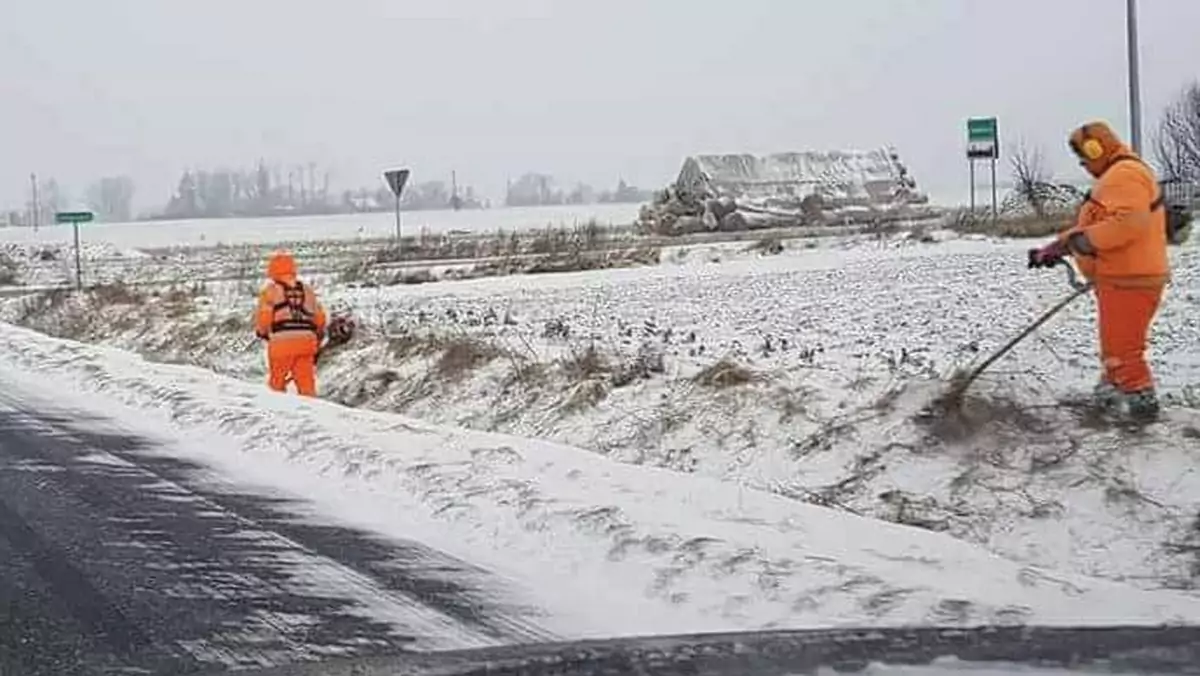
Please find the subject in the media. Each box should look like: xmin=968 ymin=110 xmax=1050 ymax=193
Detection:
xmin=254 ymin=279 xmax=327 ymax=356
xmin=1060 ymin=156 xmax=1169 ymax=288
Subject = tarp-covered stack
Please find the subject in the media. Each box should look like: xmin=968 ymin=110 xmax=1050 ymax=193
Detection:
xmin=638 ymin=147 xmax=934 ymax=235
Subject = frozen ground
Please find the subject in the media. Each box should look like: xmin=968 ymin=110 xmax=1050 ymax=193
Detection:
xmin=0 ymin=203 xmax=641 ymax=249
xmin=0 ymin=206 xmax=651 ymax=291
xmin=4 ymin=228 xmax=1200 ymax=597
xmin=3 ymin=322 xmax=1200 ymax=632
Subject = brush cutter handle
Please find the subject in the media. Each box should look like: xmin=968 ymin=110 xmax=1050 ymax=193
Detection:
xmin=1027 ymin=247 xmax=1089 ymax=292
xmin=1057 ymin=258 xmax=1089 ymax=292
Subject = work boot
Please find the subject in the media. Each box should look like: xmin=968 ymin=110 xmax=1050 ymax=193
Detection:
xmin=1093 ymin=379 xmax=1121 ymax=411
xmin=1125 ymin=389 xmax=1161 ymax=424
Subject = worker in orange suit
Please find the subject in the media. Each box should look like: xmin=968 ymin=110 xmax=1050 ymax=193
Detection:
xmin=254 ymin=251 xmax=327 ymax=397
xmin=1029 ymin=121 xmax=1170 ymax=423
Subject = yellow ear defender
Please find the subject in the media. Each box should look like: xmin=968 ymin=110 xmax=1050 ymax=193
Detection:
xmin=1076 ymin=125 xmax=1105 ymax=161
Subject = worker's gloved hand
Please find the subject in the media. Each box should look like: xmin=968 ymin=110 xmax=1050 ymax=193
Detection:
xmin=1028 ymin=241 xmax=1067 ymax=269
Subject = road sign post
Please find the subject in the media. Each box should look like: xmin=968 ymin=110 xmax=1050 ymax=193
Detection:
xmin=966 ymin=118 xmax=1000 ymax=224
xmin=382 ymin=168 xmax=411 ymax=246
xmin=55 ymin=210 xmax=94 ymax=290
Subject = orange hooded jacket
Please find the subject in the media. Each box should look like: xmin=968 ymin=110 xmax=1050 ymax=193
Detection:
xmin=1058 ymin=121 xmax=1169 ymax=288
xmin=254 ymin=251 xmax=327 ymax=357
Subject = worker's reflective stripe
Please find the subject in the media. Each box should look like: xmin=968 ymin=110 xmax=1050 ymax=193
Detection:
xmin=271 ymin=320 xmax=316 ymax=332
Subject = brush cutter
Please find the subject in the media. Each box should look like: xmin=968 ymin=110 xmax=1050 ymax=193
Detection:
xmin=940 ymin=253 xmax=1091 ymax=404
xmin=245 ymin=314 xmax=357 ymax=390
xmin=284 ymin=314 xmax=357 ymax=386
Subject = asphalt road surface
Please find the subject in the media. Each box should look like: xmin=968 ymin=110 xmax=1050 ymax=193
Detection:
xmin=0 ymin=383 xmax=551 ymax=676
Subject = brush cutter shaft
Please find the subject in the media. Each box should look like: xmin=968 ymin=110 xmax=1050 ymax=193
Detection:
xmin=951 ymin=260 xmax=1092 ymax=398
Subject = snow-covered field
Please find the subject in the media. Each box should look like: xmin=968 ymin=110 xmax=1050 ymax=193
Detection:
xmin=0 ymin=203 xmax=640 ymax=249
xmin=4 ymin=322 xmax=1200 ymax=634
xmin=4 ymin=226 xmax=1200 ymax=617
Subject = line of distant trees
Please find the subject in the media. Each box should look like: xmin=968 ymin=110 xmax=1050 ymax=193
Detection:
xmin=147 ymin=164 xmax=650 ymax=220
xmin=2 ymin=174 xmax=135 ymax=227
xmin=149 ymin=162 xmax=337 ymax=220
xmin=505 ymin=173 xmax=654 ymax=207
xmin=1 ymin=164 xmax=658 ymax=226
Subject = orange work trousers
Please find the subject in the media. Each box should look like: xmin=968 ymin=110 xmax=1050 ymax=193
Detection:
xmin=266 ymin=338 xmax=319 ymax=397
xmin=1095 ymin=283 xmax=1164 ymax=393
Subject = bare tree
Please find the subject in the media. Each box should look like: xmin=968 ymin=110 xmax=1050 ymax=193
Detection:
xmin=1008 ymin=140 xmax=1053 ymax=217
xmin=1154 ymin=81 xmax=1200 ymax=182
xmin=87 ymin=176 xmax=136 ymax=222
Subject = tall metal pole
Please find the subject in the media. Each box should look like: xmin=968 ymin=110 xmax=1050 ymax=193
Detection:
xmin=30 ymin=173 xmax=40 ymax=231
xmin=1126 ymin=0 xmax=1143 ymax=154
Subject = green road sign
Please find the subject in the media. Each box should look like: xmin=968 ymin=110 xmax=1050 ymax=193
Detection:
xmin=55 ymin=211 xmax=94 ymax=224
xmin=966 ymin=117 xmax=999 ymax=159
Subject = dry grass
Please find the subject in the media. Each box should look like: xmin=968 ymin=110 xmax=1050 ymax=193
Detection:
xmin=386 ymin=332 xmax=433 ymax=360
xmin=368 ymin=221 xmax=626 ymax=265
xmin=156 ymin=283 xmax=206 ymax=319
xmin=217 ymin=315 xmax=246 ymax=333
xmin=393 ymin=268 xmax=436 ymax=285
xmin=0 ymin=253 xmax=20 ymax=286
xmin=693 ymin=357 xmax=757 ymax=389
xmin=88 ymin=281 xmax=146 ymax=306
xmin=501 ymin=360 xmax=549 ymax=391
xmin=561 ymin=345 xmax=611 ymax=382
xmin=947 ymin=210 xmax=1071 ymax=239
xmin=554 ymin=345 xmax=622 ymax=412
xmin=746 ymin=237 xmax=784 ymax=256
xmin=344 ymin=240 xmax=658 ymax=288
xmin=434 ymin=335 xmax=501 ymax=380
xmin=382 ymin=330 xmax=505 ymax=381
xmin=561 ymin=378 xmax=610 ymax=413
xmin=14 ymin=288 xmax=71 ymax=324
xmin=14 ymin=282 xmax=153 ymax=340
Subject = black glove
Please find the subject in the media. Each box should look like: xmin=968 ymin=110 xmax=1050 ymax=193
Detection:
xmin=1027 ymin=241 xmax=1067 ymax=269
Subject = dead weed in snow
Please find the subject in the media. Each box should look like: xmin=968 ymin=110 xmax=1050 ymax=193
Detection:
xmin=88 ymin=281 xmax=146 ymax=306
xmin=947 ymin=209 xmax=1071 ymax=239
xmin=693 ymin=357 xmax=758 ymax=389
xmin=435 ymin=335 xmax=501 ymax=381
xmin=561 ymin=344 xmax=611 ymax=382
xmin=746 ymin=237 xmax=784 ymax=256
xmin=0 ymin=252 xmax=21 ymax=286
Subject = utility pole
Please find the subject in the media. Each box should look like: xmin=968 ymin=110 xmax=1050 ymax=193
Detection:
xmin=30 ymin=173 xmax=40 ymax=231
xmin=1126 ymin=0 xmax=1143 ymax=154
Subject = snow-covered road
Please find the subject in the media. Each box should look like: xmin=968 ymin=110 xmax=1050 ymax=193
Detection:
xmin=3 ymin=321 xmax=1200 ymax=676
xmin=0 ymin=374 xmax=560 ymax=674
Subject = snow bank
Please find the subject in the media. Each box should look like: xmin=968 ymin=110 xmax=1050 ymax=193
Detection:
xmin=2 ymin=323 xmax=1200 ymax=633
xmin=5 ymin=233 xmax=1200 ymax=597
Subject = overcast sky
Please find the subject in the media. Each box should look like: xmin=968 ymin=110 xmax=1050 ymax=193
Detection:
xmin=2 ymin=0 xmax=1199 ymax=212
